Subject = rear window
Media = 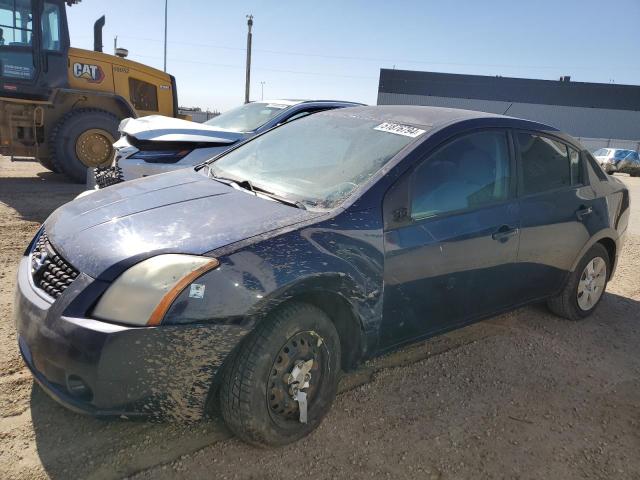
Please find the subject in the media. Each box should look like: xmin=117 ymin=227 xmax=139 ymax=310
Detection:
xmin=129 ymin=78 xmax=158 ymax=112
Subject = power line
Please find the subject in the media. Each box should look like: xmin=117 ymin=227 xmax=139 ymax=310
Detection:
xmin=132 ymin=53 xmax=378 ymax=80
xmin=117 ymin=34 xmax=639 ymax=71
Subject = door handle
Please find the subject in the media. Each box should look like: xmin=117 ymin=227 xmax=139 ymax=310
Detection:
xmin=492 ymin=225 xmax=519 ymax=242
xmin=576 ymin=206 xmax=593 ymax=220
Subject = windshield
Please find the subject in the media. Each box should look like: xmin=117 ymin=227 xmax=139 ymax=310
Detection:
xmin=204 ymin=102 xmax=291 ymax=132
xmin=207 ymin=111 xmax=423 ymax=209
xmin=614 ymin=149 xmax=634 ymax=159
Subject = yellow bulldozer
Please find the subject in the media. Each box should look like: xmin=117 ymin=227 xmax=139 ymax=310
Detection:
xmin=0 ymin=0 xmax=181 ymax=182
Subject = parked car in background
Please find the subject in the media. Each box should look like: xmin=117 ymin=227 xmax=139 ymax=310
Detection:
xmin=92 ymin=99 xmax=363 ymax=188
xmin=593 ymin=148 xmax=640 ymax=176
xmin=16 ymin=106 xmax=629 ymax=446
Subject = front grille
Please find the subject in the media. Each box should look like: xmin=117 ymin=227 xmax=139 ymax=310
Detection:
xmin=94 ymin=165 xmax=125 ymax=189
xmin=31 ymin=231 xmax=79 ymax=299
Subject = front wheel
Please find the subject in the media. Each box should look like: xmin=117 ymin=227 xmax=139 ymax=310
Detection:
xmin=49 ymin=109 xmax=119 ymax=183
xmin=547 ymin=243 xmax=610 ymax=320
xmin=219 ymin=302 xmax=341 ymax=446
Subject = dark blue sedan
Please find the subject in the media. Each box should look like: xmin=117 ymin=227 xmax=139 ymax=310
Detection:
xmin=15 ymin=106 xmax=629 ymax=446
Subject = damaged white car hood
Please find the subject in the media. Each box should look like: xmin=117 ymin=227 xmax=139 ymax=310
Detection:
xmin=119 ymin=115 xmax=244 ymax=144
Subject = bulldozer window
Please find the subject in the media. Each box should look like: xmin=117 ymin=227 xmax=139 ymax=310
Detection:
xmin=0 ymin=0 xmax=32 ymax=45
xmin=129 ymin=77 xmax=158 ymax=112
xmin=0 ymin=0 xmax=35 ymax=79
xmin=40 ymin=1 xmax=60 ymax=51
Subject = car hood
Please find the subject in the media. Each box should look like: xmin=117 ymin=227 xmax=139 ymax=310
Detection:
xmin=120 ymin=115 xmax=245 ymax=144
xmin=45 ymin=169 xmax=318 ymax=279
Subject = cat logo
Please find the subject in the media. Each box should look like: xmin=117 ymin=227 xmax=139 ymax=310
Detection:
xmin=72 ymin=62 xmax=105 ymax=83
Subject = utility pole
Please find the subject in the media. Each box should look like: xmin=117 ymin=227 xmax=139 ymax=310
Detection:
xmin=114 ymin=35 xmax=117 ymax=54
xmin=260 ymin=81 xmax=265 ymax=100
xmin=163 ymin=0 xmax=168 ymax=72
xmin=244 ymin=14 xmax=253 ymax=103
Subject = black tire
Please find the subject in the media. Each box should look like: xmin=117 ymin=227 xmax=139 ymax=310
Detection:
xmin=49 ymin=108 xmax=119 ymax=183
xmin=547 ymin=243 xmax=610 ymax=321
xmin=36 ymin=156 xmax=60 ymax=173
xmin=219 ymin=302 xmax=341 ymax=446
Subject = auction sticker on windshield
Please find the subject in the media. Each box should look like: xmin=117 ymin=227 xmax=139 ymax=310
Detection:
xmin=374 ymin=122 xmax=426 ymax=138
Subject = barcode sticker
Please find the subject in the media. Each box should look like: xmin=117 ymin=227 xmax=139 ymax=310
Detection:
xmin=374 ymin=122 xmax=426 ymax=138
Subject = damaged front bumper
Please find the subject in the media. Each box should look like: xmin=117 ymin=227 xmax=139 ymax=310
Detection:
xmin=14 ymin=256 xmax=249 ymax=420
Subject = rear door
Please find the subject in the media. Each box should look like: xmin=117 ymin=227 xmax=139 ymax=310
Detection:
xmin=514 ymin=131 xmax=595 ymax=300
xmin=380 ymin=129 xmax=520 ymax=348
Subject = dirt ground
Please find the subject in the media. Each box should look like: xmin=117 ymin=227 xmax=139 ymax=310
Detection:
xmin=0 ymin=156 xmax=638 ymax=480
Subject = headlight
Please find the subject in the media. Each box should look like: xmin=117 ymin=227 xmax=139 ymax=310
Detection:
xmin=92 ymin=254 xmax=219 ymax=326
xmin=129 ymin=149 xmax=192 ymax=164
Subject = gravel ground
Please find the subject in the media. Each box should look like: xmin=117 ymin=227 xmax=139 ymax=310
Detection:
xmin=0 ymin=156 xmax=638 ymax=479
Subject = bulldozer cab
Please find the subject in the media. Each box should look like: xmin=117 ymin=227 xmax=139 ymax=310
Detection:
xmin=0 ymin=0 xmax=70 ymax=100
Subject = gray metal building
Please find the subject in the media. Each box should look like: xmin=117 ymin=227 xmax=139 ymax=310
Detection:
xmin=377 ymin=69 xmax=640 ymax=151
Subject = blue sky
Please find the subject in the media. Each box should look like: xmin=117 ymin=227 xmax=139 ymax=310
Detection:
xmin=67 ymin=0 xmax=640 ymax=112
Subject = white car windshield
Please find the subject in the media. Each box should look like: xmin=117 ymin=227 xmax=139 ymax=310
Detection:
xmin=207 ymin=111 xmax=423 ymax=209
xmin=204 ymin=102 xmax=290 ymax=132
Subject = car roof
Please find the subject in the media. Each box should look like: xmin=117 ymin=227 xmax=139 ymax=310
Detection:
xmin=259 ymin=99 xmax=365 ymax=107
xmin=325 ymin=105 xmax=558 ymax=131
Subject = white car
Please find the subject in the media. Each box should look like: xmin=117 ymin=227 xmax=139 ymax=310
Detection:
xmin=93 ymin=99 xmax=363 ymax=187
xmin=592 ymin=148 xmax=640 ymax=176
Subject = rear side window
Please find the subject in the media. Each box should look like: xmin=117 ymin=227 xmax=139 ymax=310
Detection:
xmin=410 ymin=130 xmax=511 ymax=219
xmin=568 ymin=147 xmax=583 ymax=185
xmin=585 ymin=152 xmax=608 ymax=181
xmin=517 ymin=133 xmax=574 ymax=195
xmin=129 ymin=78 xmax=158 ymax=111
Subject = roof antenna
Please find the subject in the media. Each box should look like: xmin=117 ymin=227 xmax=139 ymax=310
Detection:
xmin=502 ymin=103 xmax=513 ymax=115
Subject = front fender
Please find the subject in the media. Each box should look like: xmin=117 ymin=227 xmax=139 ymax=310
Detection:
xmin=162 ymin=208 xmax=385 ymax=344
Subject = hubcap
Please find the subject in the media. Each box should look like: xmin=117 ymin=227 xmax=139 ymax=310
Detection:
xmin=267 ymin=331 xmax=324 ymax=424
xmin=75 ymin=129 xmax=115 ymax=167
xmin=577 ymin=256 xmax=607 ymax=311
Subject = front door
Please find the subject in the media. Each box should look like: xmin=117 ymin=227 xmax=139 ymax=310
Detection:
xmin=380 ymin=129 xmax=520 ymax=348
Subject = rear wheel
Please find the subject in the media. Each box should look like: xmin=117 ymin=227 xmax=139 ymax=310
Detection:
xmin=219 ymin=302 xmax=341 ymax=446
xmin=547 ymin=243 xmax=610 ymax=320
xmin=49 ymin=109 xmax=119 ymax=183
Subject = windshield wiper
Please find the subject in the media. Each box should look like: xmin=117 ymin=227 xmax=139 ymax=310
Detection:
xmin=254 ymin=188 xmax=307 ymax=210
xmin=206 ymin=166 xmax=306 ymax=210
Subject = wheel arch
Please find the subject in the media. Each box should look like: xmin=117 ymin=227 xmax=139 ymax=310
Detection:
xmin=244 ymin=272 xmax=369 ymax=372
xmin=44 ymin=89 xmax=135 ymax=135
xmin=272 ymin=291 xmax=365 ymax=372
xmin=570 ymin=229 xmax=619 ymax=279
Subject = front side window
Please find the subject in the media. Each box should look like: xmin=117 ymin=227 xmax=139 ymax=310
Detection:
xmin=41 ymin=1 xmax=60 ymax=51
xmin=518 ymin=133 xmax=572 ymax=195
xmin=208 ymin=111 xmax=419 ymax=209
xmin=0 ymin=0 xmax=34 ymax=79
xmin=410 ymin=130 xmax=511 ymax=219
xmin=0 ymin=0 xmax=32 ymax=46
